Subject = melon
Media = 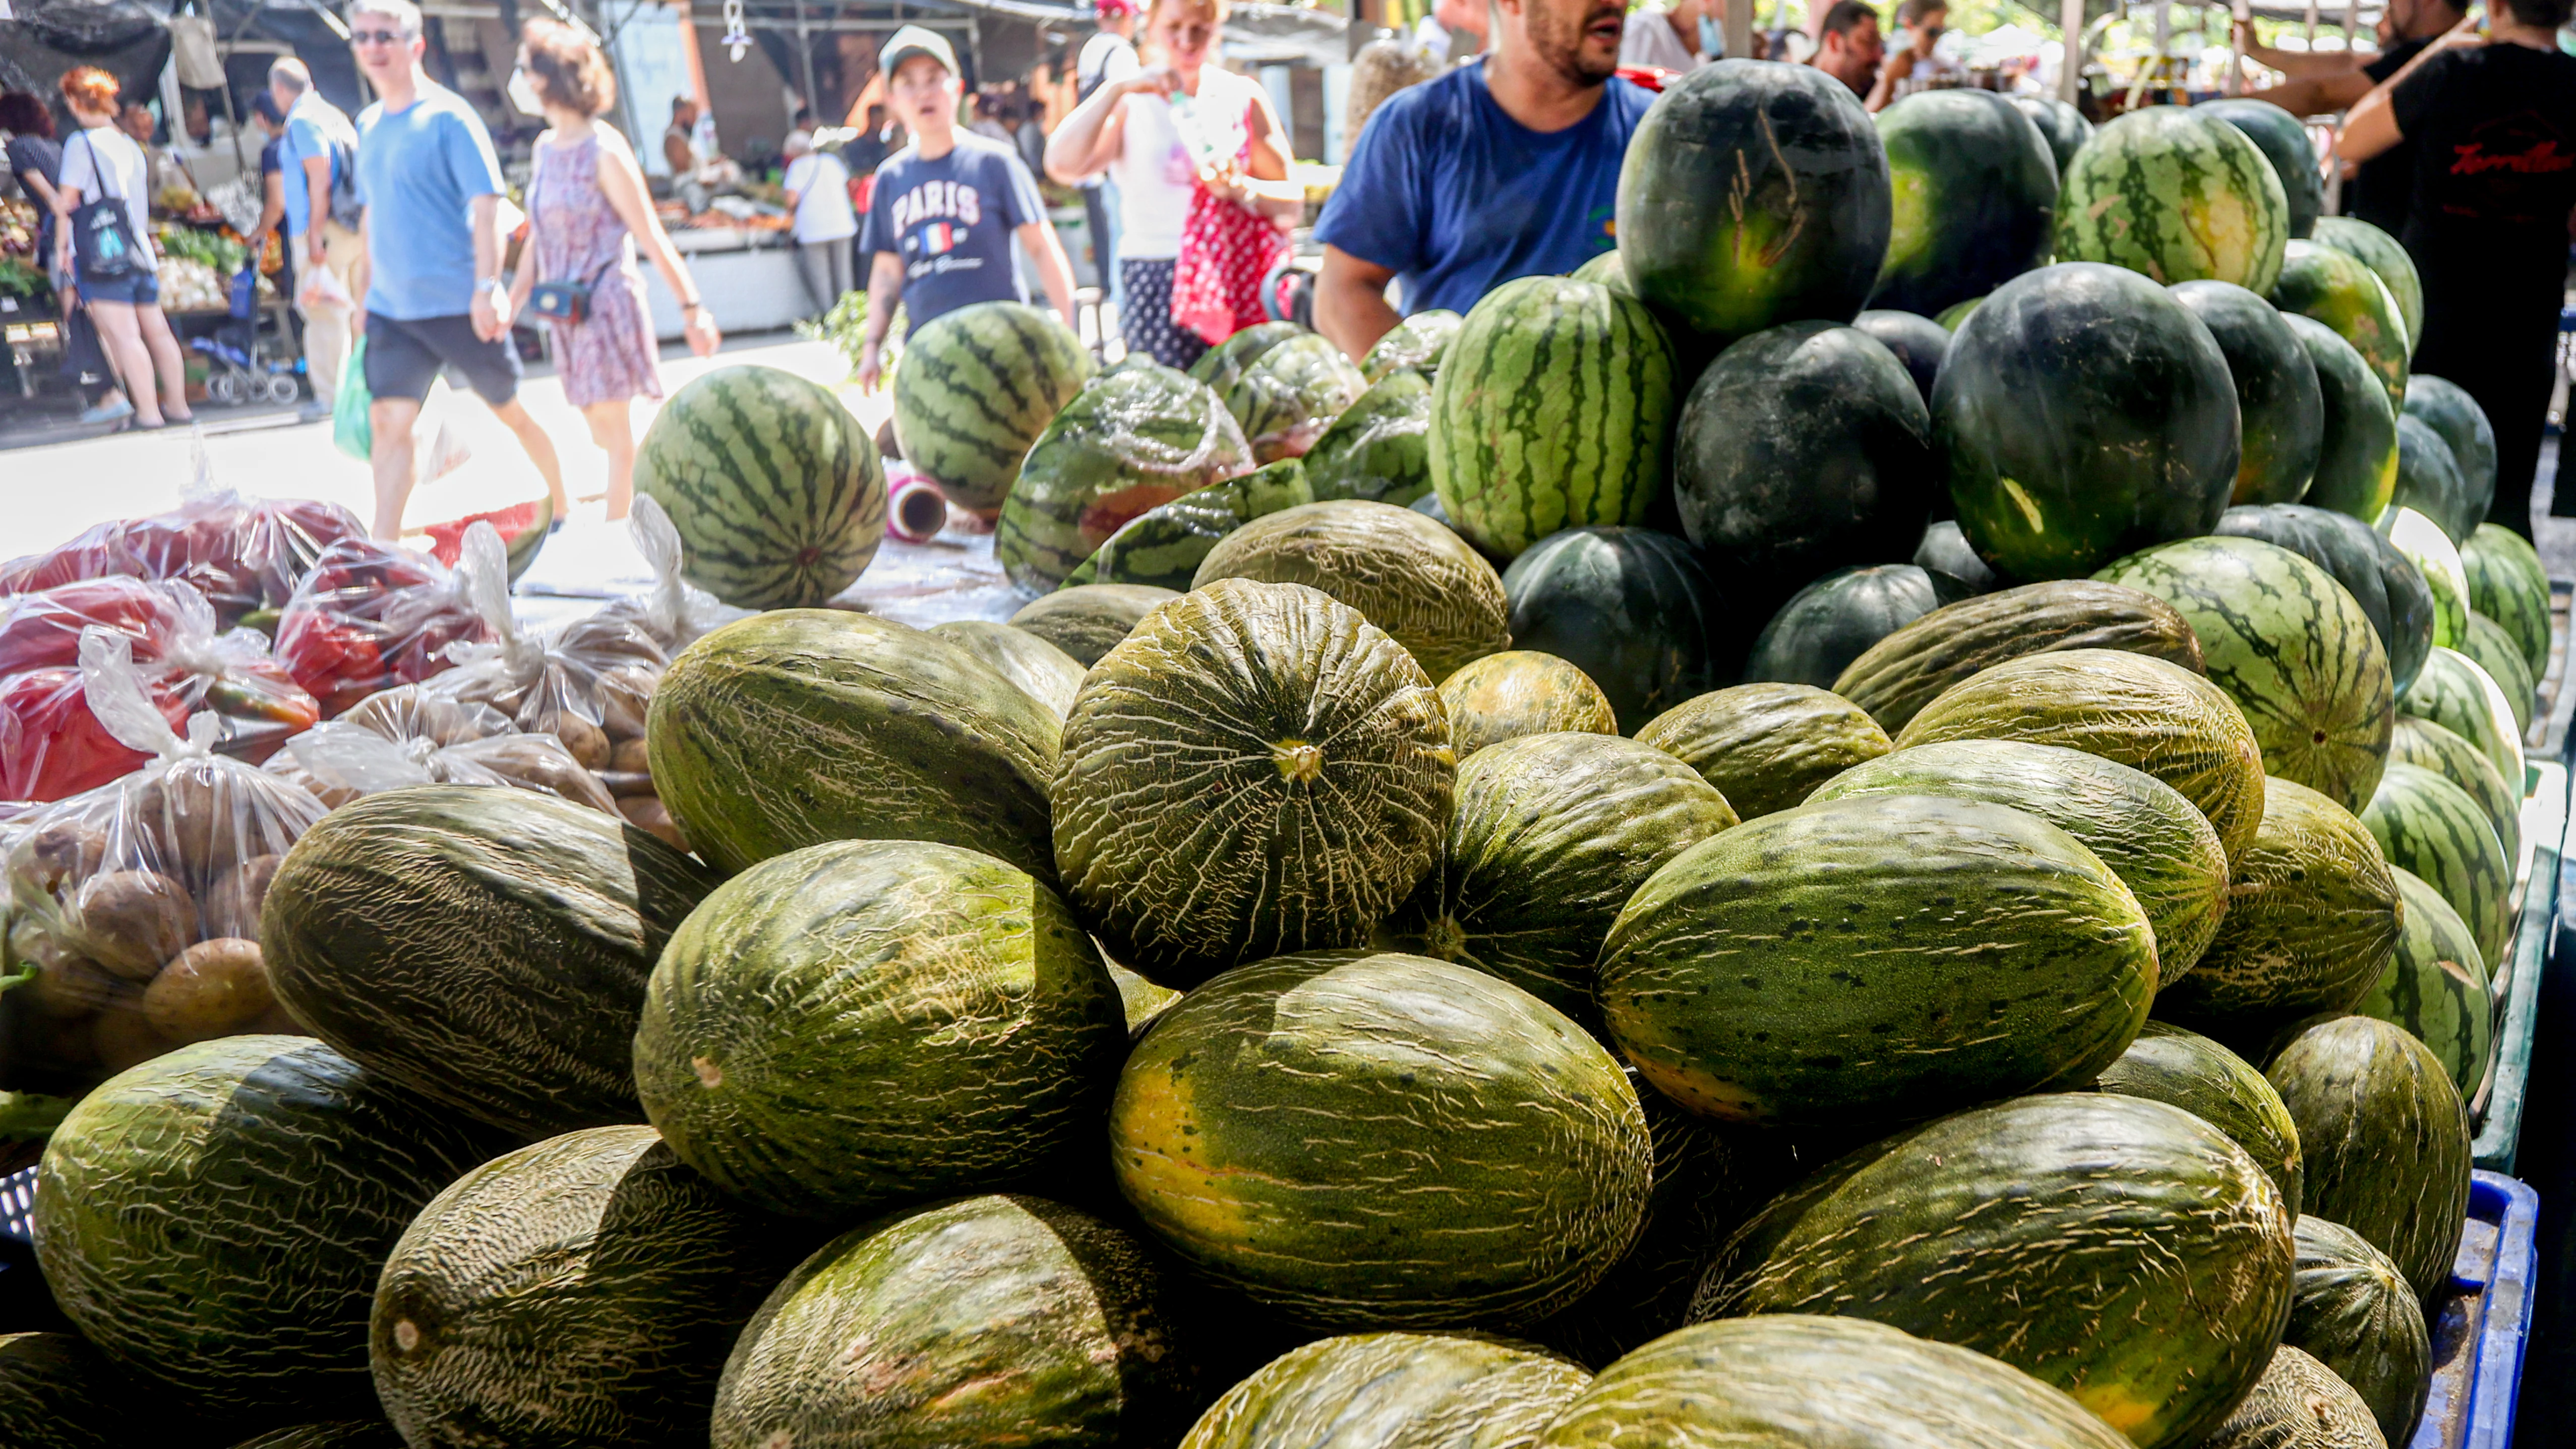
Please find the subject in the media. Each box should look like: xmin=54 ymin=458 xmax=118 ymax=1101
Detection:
xmin=2214 ymin=503 xmax=2434 ymax=696
xmin=2093 ymin=1021 xmax=2304 ymax=1216
xmin=2361 ymin=761 xmax=2511 ymax=971
xmin=1361 ymin=310 xmax=1464 ymax=382
xmin=0 ymin=1332 xmax=156 ymax=1447
xmin=2286 ymin=314 xmax=2400 ymax=523
xmin=2405 ymin=375 xmax=2499 ymax=523
xmin=1011 ymin=583 xmax=1183 ymax=666
xmin=1179 ymin=1334 xmax=1589 ymax=1449
xmin=227 ymin=1423 xmax=406 ymax=1448
xmin=2313 ymin=216 xmax=2425 ymax=348
xmin=1742 ymin=564 xmax=1948 ymax=689
xmin=890 ymin=301 xmax=1098 ymax=511
xmin=2459 ymin=522 xmax=2550 ymax=679
xmin=1062 ymin=460 xmax=1314 ymax=591
xmin=1219 ymin=331 xmax=1368 ymax=464
xmin=2171 ymin=280 xmax=2324 ymax=506
xmin=1435 ymin=650 xmax=1618 ymax=755
xmin=1636 ymin=682 xmax=1891 ymax=820
xmin=1500 ymin=526 xmax=1730 ymax=733
xmin=2053 ymin=105 xmax=2290 ymax=291
xmin=2363 ymin=867 xmax=2493 ymax=1101
xmin=1193 ymin=500 xmax=1512 ymax=680
xmin=2198 ymin=1346 xmax=2382 ymax=1449
xmin=2289 ymin=1216 xmax=2431 ymax=1444
xmin=2273 ymin=240 xmax=2410 ymax=418
xmin=998 ymin=358 xmax=1255 ymax=591
xmin=1852 ymin=308 xmax=1952 ymax=407
xmin=1831 ymin=579 xmax=2205 ymax=733
xmin=2267 ymin=1015 xmax=2471 ymax=1301
xmin=1871 ymin=89 xmax=2061 ymax=317
xmin=925 ymin=620 xmax=1086 ymax=718
xmin=1301 ymin=370 xmax=1433 ymax=505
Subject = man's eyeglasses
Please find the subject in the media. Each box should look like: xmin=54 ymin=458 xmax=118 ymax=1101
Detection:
xmin=350 ymin=28 xmax=413 ymax=45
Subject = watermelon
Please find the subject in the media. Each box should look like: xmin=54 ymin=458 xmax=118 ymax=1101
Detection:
xmin=1111 ymin=949 xmax=1651 ymax=1326
xmin=2053 ymin=105 xmax=2290 ymax=292
xmin=2403 ymin=645 xmax=2523 ymax=791
xmin=1052 ymin=579 xmax=1453 ymax=986
xmin=2462 ymin=611 xmax=2537 ymax=733
xmin=2386 ymin=508 xmax=2469 ymax=650
xmin=1810 ymin=740 xmax=2231 ymax=986
xmin=2459 ymin=522 xmax=2550 ymax=678
xmin=261 ymin=785 xmax=721 ymax=1139
xmin=998 ymin=358 xmax=1255 ymax=591
xmin=1429 ymin=277 xmax=1678 ymax=562
xmin=1852 ymin=308 xmax=1950 ymax=407
xmin=927 ymin=621 xmax=1086 ymax=718
xmin=710 ymin=1195 xmax=1208 ymax=1448
xmin=2266 ymin=1015 xmax=2471 ymax=1301
xmin=2093 ymin=1021 xmax=2304 ymax=1215
xmin=2361 ymin=761 xmax=2511 ymax=970
xmin=35 ymin=1037 xmax=502 ymax=1429
xmin=1613 ymin=59 xmax=1891 ymax=353
xmin=1831 ymin=579 xmax=2205 ymax=733
xmin=647 ymin=611 xmax=1061 ymax=878
xmin=2093 ymin=536 xmax=2393 ymax=814
xmin=1571 ymin=249 xmax=1627 ymax=288
xmin=1192 ymin=500 xmax=1513 ymax=680
xmin=2288 ymin=1216 xmax=2432 ymax=1445
xmin=1870 ymin=89 xmax=2061 ymax=317
xmin=1636 ymin=682 xmax=1892 ymax=820
xmin=1894 ymin=648 xmax=2267 ymax=865
xmin=2392 ymin=413 xmax=2473 ymax=542
xmin=1220 ymin=332 xmax=1369 ymax=463
xmin=633 ymin=839 xmax=1128 ymax=1219
xmin=2285 ymin=314 xmax=2400 ymax=523
xmin=1936 ymin=263 xmax=2240 ymax=581
xmin=1915 ymin=518 xmax=2000 ymax=593
xmin=0 ymin=1332 xmax=158 ymax=1447
xmin=2364 ymin=867 xmax=2493 ymax=1100
xmin=1599 ymin=793 xmax=2155 ymax=1130
xmin=2200 ymin=1346 xmax=2381 ymax=1449
xmin=1672 ymin=323 xmax=1936 ymax=599
xmin=2215 ymin=503 xmax=2434 ymax=696
xmin=1535 ymin=1316 xmax=2130 ymax=1449
xmin=229 ymin=1425 xmax=405 ymax=1448
xmin=1361 ymin=310 xmax=1463 ymax=382
xmin=2405 ymin=375 xmax=2499 ymax=522
xmin=2391 ymin=714 xmax=2520 ymax=864
xmin=1188 ymin=320 xmax=1304 ymax=390
xmin=1934 ymin=294 xmax=1985 ymax=330
xmin=1062 ymin=460 xmax=1312 ymax=591
xmin=1011 ymin=583 xmax=1183 ymax=666
xmin=1743 ymin=564 xmax=1947 ymax=688
xmin=1699 ymin=1093 xmax=2294 ymax=1449
xmin=2011 ymin=94 xmax=2095 ymax=175
xmin=1182 ymin=1334 xmax=1589 ymax=1449
xmin=1300 ymin=370 xmax=1432 ymax=505
xmin=634 ymin=364 xmax=888 ymax=610
xmin=2196 ymin=99 xmax=2324 ymax=239
xmin=371 ymin=1125 xmax=807 ymax=1447
xmin=1435 ymin=650 xmax=1620 ymax=756
xmin=2170 ymin=280 xmax=2323 ymax=505
xmin=1380 ymin=732 xmax=1737 ymax=1018
xmin=2152 ymin=777 xmax=2401 ymax=1054
xmin=1500 ymin=526 xmax=1730 ymax=733
xmin=2272 ymin=239 xmax=2410 ymax=417
xmin=2312 ymin=216 xmax=2425 ymax=352
xmin=889 ymin=301 xmax=1098 ymax=512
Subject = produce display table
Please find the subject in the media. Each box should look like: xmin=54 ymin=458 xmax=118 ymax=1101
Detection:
xmin=2414 ymin=1172 xmax=2540 ymax=1449
xmin=641 ymin=232 xmax=811 ymax=340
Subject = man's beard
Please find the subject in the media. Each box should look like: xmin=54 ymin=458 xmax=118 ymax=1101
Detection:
xmin=1526 ymin=1 xmax=1621 ymax=87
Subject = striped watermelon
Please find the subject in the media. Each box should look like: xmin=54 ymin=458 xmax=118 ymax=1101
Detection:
xmin=2197 ymin=100 xmax=2323 ymax=239
xmin=1429 ymin=277 xmax=1679 ymax=561
xmin=2287 ymin=314 xmax=2400 ymax=523
xmin=997 ymin=358 xmax=1255 ymax=591
xmin=2095 ymin=536 xmax=2392 ymax=814
xmin=2391 ymin=415 xmax=2472 ymax=542
xmin=2271 ymin=240 xmax=2409 ymax=418
xmin=2362 ymin=867 xmax=2492 ymax=1100
xmin=1361 ymin=310 xmax=1463 ymax=382
xmin=2313 ymin=217 xmax=2425 ymax=354
xmin=2462 ymin=612 xmax=2536 ymax=734
xmin=2390 ymin=715 xmax=2520 ymax=864
xmin=889 ymin=301 xmax=1097 ymax=512
xmin=634 ymin=365 xmax=887 ymax=610
xmin=2361 ymin=761 xmax=2511 ymax=970
xmin=1571 ymin=249 xmax=1629 ymax=291
xmin=2385 ymin=508 xmax=2469 ymax=650
xmin=2053 ymin=106 xmax=2289 ymax=294
xmin=2405 ymin=377 xmax=2499 ymax=522
xmin=2402 ymin=646 xmax=2525 ymax=797
xmin=1188 ymin=321 xmax=1303 ymax=391
xmin=1869 ymin=90 xmax=2060 ymax=319
xmin=1220 ymin=333 xmax=1369 ymax=464
xmin=2171 ymin=283 xmax=2323 ymax=507
xmin=1063 ymin=459 xmax=1312 ymax=591
xmin=1302 ymin=370 xmax=1432 ymax=505
xmin=2460 ymin=523 xmax=2550 ymax=679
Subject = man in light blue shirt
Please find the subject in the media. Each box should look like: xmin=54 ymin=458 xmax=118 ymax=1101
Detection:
xmin=267 ymin=58 xmax=360 ymax=417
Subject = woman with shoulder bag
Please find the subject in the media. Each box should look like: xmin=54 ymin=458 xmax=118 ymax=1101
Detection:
xmin=506 ymin=20 xmax=719 ymax=520
xmin=52 ymin=67 xmax=189 ymax=429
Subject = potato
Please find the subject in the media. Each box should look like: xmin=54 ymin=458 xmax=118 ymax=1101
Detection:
xmin=131 ymin=766 xmax=227 ymax=879
xmin=266 ymin=760 xmax=362 ymax=811
xmin=345 ymin=687 xmax=506 ymax=747
xmin=22 ymin=947 xmax=121 ymax=1020
xmin=544 ymin=712 xmax=612 ymax=771
xmin=594 ymin=665 xmax=658 ymax=742
xmin=13 ymin=814 xmax=106 ymax=896
xmin=144 ymin=938 xmax=276 ymax=1044
xmin=205 ymin=854 xmax=283 ymax=941
xmin=467 ymin=737 xmax=617 ymax=812
xmin=618 ymin=794 xmax=687 ymax=853
xmin=76 ymin=870 xmax=195 ymax=980
xmin=91 ymin=1004 xmax=176 ymax=1074
xmin=609 ymin=736 xmax=652 ymax=774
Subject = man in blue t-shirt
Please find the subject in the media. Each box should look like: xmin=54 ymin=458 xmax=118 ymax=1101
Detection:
xmin=267 ymin=57 xmax=361 ymax=417
xmin=1313 ymin=0 xmax=1650 ymax=360
xmin=854 ymin=25 xmax=1077 ymax=394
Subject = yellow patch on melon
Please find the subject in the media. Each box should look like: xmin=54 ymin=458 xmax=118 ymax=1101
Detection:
xmin=2072 ymin=1382 xmax=2162 ymax=1435
xmin=1111 ymin=1061 xmax=1255 ymax=1248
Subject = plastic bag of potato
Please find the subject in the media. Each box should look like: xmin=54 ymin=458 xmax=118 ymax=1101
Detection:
xmin=589 ymin=495 xmax=751 ymax=655
xmin=263 ymin=685 xmax=616 ymax=814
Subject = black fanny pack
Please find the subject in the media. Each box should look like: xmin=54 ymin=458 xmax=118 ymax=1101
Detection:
xmin=528 ymin=259 xmax=616 ymax=324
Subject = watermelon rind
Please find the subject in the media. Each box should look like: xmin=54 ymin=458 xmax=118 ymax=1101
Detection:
xmin=2459 ymin=522 xmax=2550 ymax=680
xmin=1637 ymin=682 xmax=1892 ymax=821
xmin=2461 ymin=611 xmax=2536 ymax=734
xmin=2390 ymin=413 xmax=2472 ymax=544
xmin=1831 ymin=579 xmax=2205 ymax=734
xmin=2052 ymin=105 xmax=2290 ymax=294
xmin=2364 ymin=866 xmax=2494 ymax=1102
xmin=2266 ymin=1015 xmax=2471 ymax=1302
xmin=1501 ymin=525 xmax=1730 ymax=734
xmin=1360 ymin=310 xmax=1463 ymax=382
xmin=1219 ymin=332 xmax=1369 ymax=464
xmin=2196 ymin=99 xmax=2323 ymax=239
xmin=2271 ymin=239 xmax=2410 ymax=418
xmin=2093 ymin=1021 xmax=2303 ymax=1217
xmin=1300 ymin=370 xmax=1432 ymax=506
xmin=2404 ymin=375 xmax=2499 ymax=524
xmin=2389 ymin=714 xmax=2520 ymax=864
xmin=2401 ymin=645 xmax=2524 ymax=793
xmin=2362 ymin=761 xmax=2512 ymax=971
xmin=1182 ymin=1334 xmax=1589 ymax=1449
xmin=2312 ymin=216 xmax=2425 ymax=353
xmin=2170 ymin=280 xmax=2323 ymax=507
xmin=1061 ymin=459 xmax=1313 ymax=591
xmin=889 ymin=300 xmax=1097 ymax=512
xmin=997 ymin=359 xmax=1255 ymax=592
xmin=1852 ymin=308 xmax=1952 ymax=408
xmin=1187 ymin=320 xmax=1303 ymax=391
xmin=2215 ymin=503 xmax=2434 ymax=699
xmin=2011 ymin=94 xmax=2095 ymax=176
xmin=2384 ymin=507 xmax=2470 ymax=651
xmin=1742 ymin=564 xmax=1946 ymax=690
xmin=2285 ymin=313 xmax=2399 ymax=524
xmin=2288 ymin=1215 xmax=2432 ymax=1445
xmin=1869 ymin=89 xmax=2061 ymax=319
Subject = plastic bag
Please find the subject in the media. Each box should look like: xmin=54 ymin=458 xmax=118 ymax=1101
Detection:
xmin=593 ymin=496 xmax=751 ymax=654
xmin=0 ymin=629 xmax=329 ymax=1092
xmin=265 ymin=684 xmax=619 ymax=814
xmin=272 ymin=535 xmax=490 ymax=718
xmin=426 ymin=523 xmax=668 ymax=773
xmin=334 ymin=335 xmax=374 ymax=461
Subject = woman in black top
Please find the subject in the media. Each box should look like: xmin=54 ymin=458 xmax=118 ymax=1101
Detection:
xmin=2340 ymin=0 xmax=2576 ymax=537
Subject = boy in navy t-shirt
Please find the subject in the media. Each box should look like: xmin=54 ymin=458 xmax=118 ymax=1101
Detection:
xmin=855 ymin=25 xmax=1078 ymax=391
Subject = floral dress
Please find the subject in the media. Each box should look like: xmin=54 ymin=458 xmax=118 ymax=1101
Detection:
xmin=526 ymin=132 xmax=661 ymax=408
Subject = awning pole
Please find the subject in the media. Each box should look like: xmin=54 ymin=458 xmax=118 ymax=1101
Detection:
xmin=2061 ymin=0 xmax=2085 ymax=101
xmin=793 ymin=0 xmax=819 ymax=112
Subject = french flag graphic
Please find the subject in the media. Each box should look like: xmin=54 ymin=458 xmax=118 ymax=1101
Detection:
xmin=923 ymin=222 xmax=960 ymax=254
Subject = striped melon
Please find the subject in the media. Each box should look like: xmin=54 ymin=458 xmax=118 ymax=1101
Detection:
xmin=2197 ymin=99 xmax=2323 ymax=239
xmin=230 ymin=1424 xmax=406 ymax=1448
xmin=2402 ymin=646 xmax=2524 ymax=796
xmin=1302 ymin=370 xmax=1433 ymax=506
xmin=2053 ymin=105 xmax=2290 ymax=293
xmin=2094 ymin=536 xmax=2392 ymax=814
xmin=1053 ymin=579 xmax=1454 ymax=987
xmin=2267 ymin=1015 xmax=2471 ymax=1301
xmin=634 ymin=364 xmax=887 ymax=609
xmin=2215 ymin=503 xmax=2435 ymax=696
xmin=2272 ymin=240 xmax=2410 ymax=418
xmin=2390 ymin=715 xmax=2520 ymax=863
xmin=2405 ymin=376 xmax=2499 ymax=521
xmin=889 ymin=301 xmax=1097 ymax=512
xmin=1428 ymin=276 xmax=1678 ymax=562
xmin=998 ymin=358 xmax=1255 ymax=591
xmin=633 ymin=839 xmax=1127 ymax=1220
xmin=1221 ymin=332 xmax=1369 ymax=463
xmin=2314 ymin=216 xmax=2425 ymax=348
xmin=2361 ymin=761 xmax=2511 ymax=970
xmin=2460 ymin=522 xmax=2550 ymax=679
xmin=0 ymin=1332 xmax=156 ymax=1447
xmin=2462 ymin=611 xmax=2536 ymax=733
xmin=1435 ymin=651 xmax=1619 ymax=756
xmin=1011 ymin=583 xmax=1182 ymax=666
xmin=1110 ymin=949 xmax=1651 ymax=1327
xmin=2288 ymin=1216 xmax=2431 ymax=1445
xmin=1361 ymin=310 xmax=1464 ymax=382
xmin=1870 ymin=89 xmax=2061 ymax=318
xmin=1063 ymin=460 xmax=1312 ymax=591
xmin=1193 ymin=500 xmax=1513 ymax=680
xmin=371 ymin=1125 xmax=807 ymax=1448
xmin=1831 ymin=580 xmax=2205 ymax=734
xmin=2363 ymin=867 xmax=2493 ymax=1100
xmin=1636 ymin=683 xmax=1891 ymax=820
xmin=1180 ymin=1334 xmax=1588 ymax=1449
xmin=925 ymin=620 xmax=1085 ymax=718
xmin=2094 ymin=1021 xmax=2304 ymax=1216
xmin=647 ymin=611 xmax=1061 ymax=878
xmin=2386 ymin=508 xmax=2469 ymax=649
xmin=2202 ymin=1346 xmax=2381 ymax=1449
xmin=1379 ymin=732 xmax=1738 ymax=1019
xmin=2287 ymin=314 xmax=2400 ymax=523
xmin=1189 ymin=320 xmax=1304 ymax=391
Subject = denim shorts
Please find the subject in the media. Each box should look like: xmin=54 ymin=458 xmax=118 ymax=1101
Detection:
xmin=78 ymin=269 xmax=161 ymax=307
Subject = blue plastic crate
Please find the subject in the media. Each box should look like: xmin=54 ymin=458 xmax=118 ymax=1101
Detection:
xmin=2412 ymin=1171 xmax=2539 ymax=1449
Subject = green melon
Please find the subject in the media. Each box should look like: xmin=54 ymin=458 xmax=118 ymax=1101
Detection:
xmin=1570 ymin=249 xmax=1628 ymax=290
xmin=2093 ymin=536 xmax=2392 ymax=813
xmin=1809 ymin=740 xmax=2231 ymax=986
xmin=2462 ymin=611 xmax=2537 ymax=734
xmin=229 ymin=1424 xmax=407 ymax=1448
xmin=2266 ymin=1015 xmax=2471 ymax=1301
xmin=1193 ymin=500 xmax=1513 ymax=680
xmin=1379 ymin=732 xmax=1738 ymax=1019
xmin=1500 ymin=526 xmax=1730 ymax=733
xmin=1222 ymin=332 xmax=1369 ymax=464
xmin=1361 ymin=311 xmax=1464 ymax=382
xmin=1301 ymin=370 xmax=1433 ymax=505
xmin=34 ymin=1037 xmax=501 ymax=1428
xmin=2012 ymin=94 xmax=2095 ymax=174
xmin=1831 ymin=579 xmax=2205 ymax=733
xmin=1934 ymin=294 xmax=1985 ymax=330
xmin=2288 ymin=1216 xmax=2431 ymax=1445
xmin=1742 ymin=565 xmax=1947 ymax=689
xmin=1189 ymin=321 xmax=1305 ymax=391
xmin=1429 ymin=276 xmax=1678 ymax=562
xmin=2312 ymin=216 xmax=2425 ymax=355
xmin=1011 ymin=583 xmax=1184 ymax=666
xmin=2390 ymin=715 xmax=2520 ymax=863
xmin=1062 ymin=460 xmax=1314 ymax=591
xmin=890 ymin=301 xmax=1098 ymax=512
xmin=2460 ymin=522 xmax=2551 ymax=679
xmin=2392 ymin=413 xmax=2473 ymax=542
xmin=2171 ymin=280 xmax=2323 ymax=505
xmin=1052 ymin=579 xmax=1453 ymax=986
xmin=998 ymin=358 xmax=1256 ymax=591
xmin=634 ymin=839 xmax=1126 ymax=1219
xmin=2386 ymin=507 xmax=2470 ymax=650
xmin=1111 ymin=949 xmax=1651 ymax=1327
xmin=2401 ymin=646 xmax=2525 ymax=801
xmin=1870 ymin=89 xmax=2061 ymax=318
xmin=2197 ymin=99 xmax=2324 ymax=239
xmin=0 ymin=1332 xmax=155 ymax=1448
xmin=2215 ymin=502 xmax=2435 ymax=696
xmin=1179 ymin=1334 xmax=1589 ymax=1449
xmin=2405 ymin=375 xmax=2499 ymax=523
xmin=634 ymin=364 xmax=887 ymax=609
xmin=925 ymin=619 xmax=1086 ymax=718
xmin=647 ymin=610 xmax=1061 ymax=878
xmin=1109 ymin=962 xmax=1182 ymax=1034
xmin=1635 ymin=682 xmax=1892 ymax=820
xmin=1894 ymin=648 xmax=2267 ymax=865
xmin=2364 ymin=867 xmax=2493 ymax=1101
xmin=1698 ymin=1094 xmax=2294 ymax=1449
xmin=2362 ymin=761 xmax=2511 ymax=971
xmin=711 ymin=1195 xmax=1209 ymax=1449
xmin=2272 ymin=240 xmax=2410 ymax=418
xmin=1435 ymin=650 xmax=1619 ymax=756
xmin=1599 ymin=793 xmax=2155 ymax=1130
xmin=2053 ymin=105 xmax=2290 ymax=292
xmin=2198 ymin=1345 xmax=2381 ymax=1449
xmin=1853 ymin=308 xmax=1952 ymax=407
xmin=2152 ymin=777 xmax=2401 ymax=1054
xmin=2286 ymin=313 xmax=2400 ymax=523
xmin=2093 ymin=1021 xmax=2304 ymax=1216
xmin=371 ymin=1125 xmax=808 ymax=1448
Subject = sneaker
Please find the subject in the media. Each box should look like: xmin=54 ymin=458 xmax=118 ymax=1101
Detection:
xmin=78 ymin=398 xmax=134 ymax=426
xmin=298 ymin=401 xmax=334 ymax=424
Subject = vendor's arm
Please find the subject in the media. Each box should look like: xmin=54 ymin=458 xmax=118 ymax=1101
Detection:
xmin=1316 ymin=247 xmax=1402 ymax=362
xmin=1044 ymin=72 xmax=1145 ymax=184
xmin=597 ymin=125 xmax=722 ymax=356
xmin=2235 ymin=20 xmax=2374 ymax=78
xmin=2340 ymin=18 xmax=2476 ymax=163
xmin=2243 ymin=69 xmax=2378 ymax=117
xmin=854 ymin=250 xmax=906 ymax=391
xmin=1233 ymin=87 xmax=1306 ymax=218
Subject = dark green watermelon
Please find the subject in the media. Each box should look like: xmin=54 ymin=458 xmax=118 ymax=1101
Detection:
xmin=1914 ymin=519 xmax=1998 ymax=593
xmin=2215 ymin=503 xmax=2434 ymax=695
xmin=1870 ymin=89 xmax=2060 ymax=318
xmin=1673 ymin=323 xmax=1937 ymax=601
xmin=2288 ymin=1215 xmax=2431 ymax=1445
xmin=1853 ymin=309 xmax=1950 ymax=408
xmin=1300 ymin=369 xmax=1432 ymax=505
xmin=1936 ymin=263 xmax=2239 ymax=581
xmin=2392 ymin=413 xmax=2472 ymax=542
xmin=2286 ymin=314 xmax=2399 ymax=524
xmin=2266 ymin=1015 xmax=2471 ymax=1302
xmin=2197 ymin=99 xmax=2325 ymax=239
xmin=1742 ymin=565 xmax=1945 ymax=689
xmin=1613 ymin=59 xmax=1891 ymax=354
xmin=1500 ymin=526 xmax=1731 ymax=733
xmin=2404 ymin=375 xmax=2498 ymax=525
xmin=2010 ymin=94 xmax=2094 ymax=176
xmin=2170 ymin=281 xmax=2323 ymax=506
